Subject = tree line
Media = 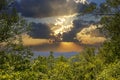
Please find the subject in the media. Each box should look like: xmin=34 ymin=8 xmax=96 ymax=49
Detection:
xmin=0 ymin=0 xmax=120 ymax=79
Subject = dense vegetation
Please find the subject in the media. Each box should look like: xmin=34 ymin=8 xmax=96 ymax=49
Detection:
xmin=0 ymin=0 xmax=120 ymax=80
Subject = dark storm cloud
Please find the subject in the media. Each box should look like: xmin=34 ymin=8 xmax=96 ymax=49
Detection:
xmin=29 ymin=23 xmax=51 ymax=39
xmin=14 ymin=0 xmax=99 ymax=18
xmin=15 ymin=0 xmax=78 ymax=18
xmin=14 ymin=0 xmax=104 ymax=18
xmin=62 ymin=20 xmax=83 ymax=42
xmin=14 ymin=0 xmax=103 ymax=43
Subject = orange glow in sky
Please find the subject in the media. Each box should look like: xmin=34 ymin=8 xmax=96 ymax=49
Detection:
xmin=22 ymin=34 xmax=83 ymax=52
xmin=56 ymin=42 xmax=83 ymax=52
xmin=22 ymin=34 xmax=49 ymax=46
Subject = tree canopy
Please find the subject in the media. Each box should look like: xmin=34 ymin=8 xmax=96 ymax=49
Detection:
xmin=0 ymin=0 xmax=120 ymax=80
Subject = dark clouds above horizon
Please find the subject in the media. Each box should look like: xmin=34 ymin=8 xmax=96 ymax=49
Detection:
xmin=15 ymin=0 xmax=106 ymax=47
xmin=15 ymin=0 xmax=107 ymax=52
xmin=15 ymin=0 xmax=106 ymax=18
xmin=29 ymin=23 xmax=51 ymax=39
xmin=28 ymin=18 xmax=101 ymax=42
xmin=15 ymin=0 xmax=79 ymax=18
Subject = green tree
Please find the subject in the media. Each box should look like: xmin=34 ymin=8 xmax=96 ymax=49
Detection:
xmin=97 ymin=0 xmax=120 ymax=79
xmin=0 ymin=0 xmax=32 ymax=71
xmin=0 ymin=0 xmax=6 ymax=10
xmin=83 ymin=2 xmax=97 ymax=13
xmin=99 ymin=12 xmax=120 ymax=63
xmin=32 ymin=56 xmax=48 ymax=73
xmin=97 ymin=61 xmax=120 ymax=80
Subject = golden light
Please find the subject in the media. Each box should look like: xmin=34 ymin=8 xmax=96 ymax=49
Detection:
xmin=76 ymin=25 xmax=106 ymax=44
xmin=50 ymin=14 xmax=77 ymax=40
xmin=56 ymin=42 xmax=83 ymax=52
xmin=22 ymin=34 xmax=49 ymax=46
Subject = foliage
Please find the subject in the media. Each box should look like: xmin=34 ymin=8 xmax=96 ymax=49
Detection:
xmin=0 ymin=0 xmax=32 ymax=75
xmin=83 ymin=2 xmax=97 ymax=13
xmin=0 ymin=0 xmax=120 ymax=80
xmin=97 ymin=61 xmax=120 ymax=80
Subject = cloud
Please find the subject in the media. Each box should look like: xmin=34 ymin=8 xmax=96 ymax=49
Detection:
xmin=14 ymin=0 xmax=107 ymax=53
xmin=22 ymin=34 xmax=83 ymax=52
xmin=62 ymin=20 xmax=84 ymax=42
xmin=29 ymin=42 xmax=83 ymax=52
xmin=15 ymin=0 xmax=96 ymax=18
xmin=15 ymin=0 xmax=79 ymax=18
xmin=25 ymin=14 xmax=103 ymax=44
xmin=14 ymin=0 xmax=106 ymax=18
xmin=22 ymin=34 xmax=49 ymax=46
xmin=74 ymin=0 xmax=87 ymax=4
xmin=62 ymin=17 xmax=97 ymax=42
xmin=28 ymin=23 xmax=51 ymax=39
xmin=76 ymin=24 xmax=106 ymax=44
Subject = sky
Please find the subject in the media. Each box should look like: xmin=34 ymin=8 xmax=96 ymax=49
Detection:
xmin=15 ymin=0 xmax=106 ymax=53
